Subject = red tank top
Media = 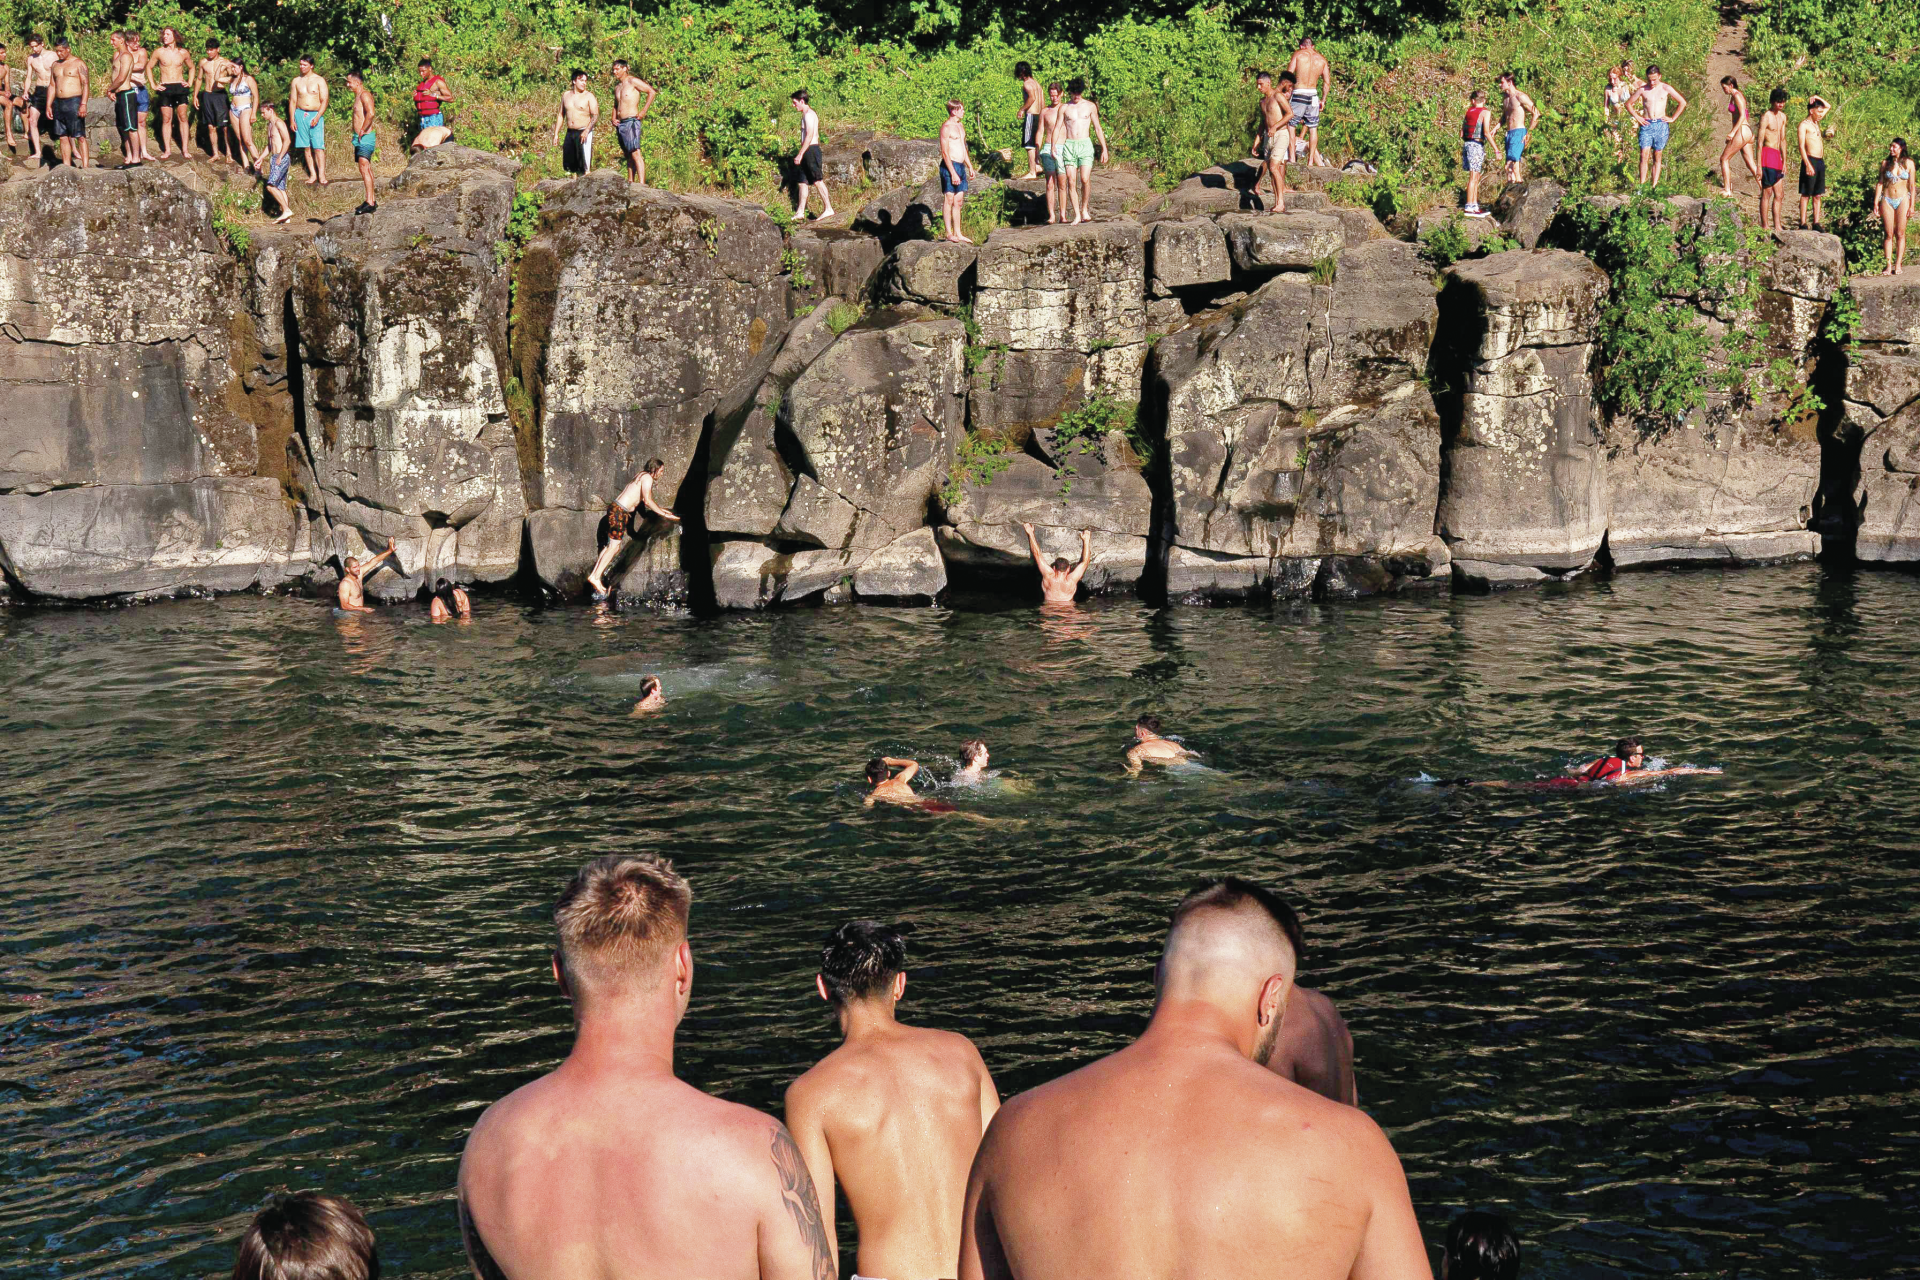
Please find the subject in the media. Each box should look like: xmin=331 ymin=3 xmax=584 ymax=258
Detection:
xmin=1462 ymin=105 xmax=1488 ymax=142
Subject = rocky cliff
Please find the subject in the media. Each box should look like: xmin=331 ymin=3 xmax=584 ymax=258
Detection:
xmin=0 ymin=150 xmax=1878 ymax=610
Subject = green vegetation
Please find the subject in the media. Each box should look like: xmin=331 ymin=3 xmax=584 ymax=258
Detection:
xmin=826 ymin=300 xmax=864 ymax=333
xmin=1419 ymin=210 xmax=1516 ymax=268
xmin=1048 ymin=394 xmax=1148 ymax=495
xmin=781 ymin=245 xmax=816 ymax=291
xmin=207 ymin=185 xmax=256 ymax=255
xmin=494 ymin=189 xmax=547 ymax=267
xmin=939 ymin=430 xmax=1015 ymax=506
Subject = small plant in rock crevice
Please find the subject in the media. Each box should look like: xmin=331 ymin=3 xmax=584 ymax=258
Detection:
xmin=1046 ymin=395 xmax=1148 ymax=497
xmin=939 ymin=432 xmax=1015 ymax=508
xmin=781 ymin=245 xmax=815 ymax=291
xmin=826 ymin=302 xmax=864 ymax=335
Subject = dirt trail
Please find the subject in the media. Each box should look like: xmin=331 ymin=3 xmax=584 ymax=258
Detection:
xmin=1705 ymin=8 xmax=1763 ymax=212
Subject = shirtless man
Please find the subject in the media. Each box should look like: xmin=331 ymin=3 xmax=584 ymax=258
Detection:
xmin=791 ymin=89 xmax=831 ymax=219
xmin=48 ymin=39 xmax=89 ymax=170
xmin=192 ymin=39 xmax=233 ymax=162
xmin=1497 ymin=71 xmax=1538 ymax=184
xmin=0 ymin=43 xmax=16 ymax=156
xmin=260 ymin=102 xmax=294 ymax=223
xmin=108 ymin=32 xmax=140 ymax=168
xmin=865 ymin=757 xmax=924 ymax=807
xmin=953 ymin=739 xmax=990 ymax=786
xmin=586 ymin=458 xmax=679 ymax=597
xmin=938 ymin=99 xmax=973 ymax=243
xmin=958 ymin=878 xmax=1428 ymax=1280
xmin=458 ymin=854 xmax=837 ymax=1280
xmin=785 ymin=921 xmax=1000 ymax=1280
xmin=1253 ymin=70 xmax=1292 ymax=212
xmin=1628 ymin=63 xmax=1687 ymax=187
xmin=127 ymin=30 xmax=152 ymax=162
xmin=1055 ymin=78 xmax=1109 ymax=226
xmin=1021 ymin=522 xmax=1091 ymax=603
xmin=1756 ymin=88 xmax=1790 ymax=229
xmin=1798 ymin=96 xmax=1830 ymax=229
xmin=1015 ymin=61 xmax=1044 ymax=179
xmin=555 ymin=69 xmax=598 ymax=177
xmin=289 ymin=56 xmax=329 ymax=185
xmin=631 ymin=675 xmax=666 ymax=716
xmin=410 ymin=123 xmax=452 ymax=152
xmin=611 ymin=60 xmax=656 ymax=185
xmin=347 ymin=70 xmax=377 ymax=214
xmin=21 ymin=35 xmax=56 ymax=166
xmin=1285 ymin=39 xmax=1332 ymax=167
xmin=1262 ymin=915 xmax=1357 ymax=1106
xmin=150 ymin=28 xmax=192 ymax=160
xmin=1124 ymin=713 xmax=1192 ymax=775
xmin=336 ymin=538 xmax=398 ymax=613
xmin=1038 ymin=83 xmax=1064 ymax=223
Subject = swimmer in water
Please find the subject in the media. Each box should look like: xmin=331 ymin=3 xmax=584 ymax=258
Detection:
xmin=336 ymin=537 xmax=398 ymax=613
xmin=1462 ymin=736 xmax=1722 ymax=789
xmin=631 ymin=675 xmax=665 ymax=716
xmin=1125 ymin=713 xmax=1193 ymax=775
xmin=865 ymin=757 xmax=1004 ymax=822
xmin=953 ymin=739 xmax=989 ymax=785
xmin=1022 ymin=522 xmax=1092 ymax=604
xmin=428 ymin=578 xmax=472 ymax=621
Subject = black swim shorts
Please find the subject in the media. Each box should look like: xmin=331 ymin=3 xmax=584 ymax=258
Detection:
xmin=1021 ymin=112 xmax=1039 ymax=148
xmin=563 ymin=127 xmax=591 ymax=175
xmin=199 ymin=89 xmax=230 ymax=129
xmin=1761 ymin=165 xmax=1783 ymax=189
xmin=115 ymin=89 xmax=139 ymax=135
xmin=798 ymin=142 xmax=824 ymax=184
xmin=50 ymin=95 xmax=83 ymax=139
xmin=1799 ymin=155 xmax=1826 ymax=197
xmin=160 ymin=83 xmax=190 ymax=109
xmin=27 ymin=87 xmax=47 ymax=116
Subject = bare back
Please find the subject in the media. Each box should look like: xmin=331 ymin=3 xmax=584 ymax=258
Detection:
xmin=962 ymin=1037 xmax=1427 ymax=1280
xmin=788 ymin=1024 xmax=998 ymax=1280
xmin=1267 ymin=985 xmax=1356 ymax=1105
xmin=461 ymin=1068 xmax=828 ymax=1280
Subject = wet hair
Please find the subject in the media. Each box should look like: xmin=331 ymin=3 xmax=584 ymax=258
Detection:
xmin=1067 ymin=76 xmax=1087 ymax=96
xmin=638 ymin=675 xmax=662 ymax=699
xmin=231 ymin=1191 xmax=379 ymax=1280
xmin=1136 ymin=712 xmax=1162 ymax=734
xmin=866 ymin=757 xmax=890 ymax=784
xmin=300 ymin=53 xmax=315 ymax=64
xmin=1278 ymin=71 xmax=1297 ymax=87
xmin=1613 ymin=736 xmax=1643 ymax=758
xmin=1770 ymin=87 xmax=1788 ymax=106
xmin=644 ymin=456 xmax=665 ymax=474
xmin=1169 ymin=877 xmax=1305 ymax=965
xmin=1052 ymin=557 xmax=1071 ymax=573
xmin=553 ymin=854 xmax=692 ymax=990
xmin=348 ymin=69 xmax=365 ymax=83
xmin=1014 ymin=60 xmax=1032 ymax=79
xmin=27 ymin=33 xmax=44 ymax=44
xmin=1443 ymin=1211 xmax=1521 ymax=1280
xmin=791 ymin=88 xmax=808 ymax=103
xmin=819 ymin=920 xmax=907 ymax=1006
xmin=959 ymin=739 xmax=987 ymax=768
xmin=1721 ymin=74 xmax=1738 ymax=88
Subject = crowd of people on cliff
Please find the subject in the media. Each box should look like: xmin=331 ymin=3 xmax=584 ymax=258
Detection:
xmin=3 ymin=32 xmax=1909 ymax=269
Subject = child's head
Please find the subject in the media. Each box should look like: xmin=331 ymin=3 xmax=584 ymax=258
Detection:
xmin=1470 ymin=89 xmax=1486 ymax=105
xmin=232 ymin=1192 xmax=379 ymax=1280
xmin=1442 ymin=1211 xmax=1519 ymax=1280
xmin=1808 ymin=96 xmax=1828 ymax=119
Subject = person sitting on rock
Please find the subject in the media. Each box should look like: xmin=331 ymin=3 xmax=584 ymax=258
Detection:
xmin=587 ymin=458 xmax=680 ymax=599
xmin=632 ymin=675 xmax=665 ymax=716
xmin=336 ymin=538 xmax=398 ymax=614
xmin=1125 ymin=713 xmax=1193 ymax=775
xmin=1023 ymin=522 xmax=1091 ymax=603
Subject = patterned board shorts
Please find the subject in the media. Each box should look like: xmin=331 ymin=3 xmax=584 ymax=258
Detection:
xmin=607 ymin=502 xmax=632 ymax=541
xmin=1462 ymin=140 xmax=1486 ymax=173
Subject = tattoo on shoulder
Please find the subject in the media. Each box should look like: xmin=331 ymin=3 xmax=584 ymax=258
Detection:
xmin=459 ymin=1194 xmax=512 ymax=1280
xmin=771 ymin=1125 xmax=837 ymax=1280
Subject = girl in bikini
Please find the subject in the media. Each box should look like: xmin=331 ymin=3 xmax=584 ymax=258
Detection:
xmin=1604 ymin=65 xmax=1634 ymax=149
xmin=1878 ymin=138 xmax=1913 ymax=276
xmin=1718 ymin=75 xmax=1760 ymax=197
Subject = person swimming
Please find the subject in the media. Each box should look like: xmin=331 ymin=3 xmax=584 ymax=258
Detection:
xmin=428 ymin=578 xmax=472 ymax=621
xmin=1125 ymin=713 xmax=1193 ymax=775
xmin=1456 ymin=736 xmax=1722 ymax=789
xmin=631 ymin=675 xmax=665 ymax=716
xmin=953 ymin=739 xmax=989 ymax=786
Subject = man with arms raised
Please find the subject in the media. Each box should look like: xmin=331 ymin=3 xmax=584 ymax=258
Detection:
xmin=1285 ymin=39 xmax=1332 ymax=167
xmin=959 ymin=878 xmax=1428 ymax=1280
xmin=459 ymin=854 xmax=836 ymax=1280
xmin=1021 ymin=522 xmax=1091 ymax=604
xmin=336 ymin=537 xmax=397 ymax=613
xmin=786 ymin=921 xmax=1000 ymax=1280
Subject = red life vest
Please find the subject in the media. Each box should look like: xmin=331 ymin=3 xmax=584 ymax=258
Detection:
xmin=414 ymin=76 xmax=443 ymax=115
xmin=1581 ymin=756 xmax=1628 ymax=783
xmin=1462 ymin=105 xmax=1489 ymax=142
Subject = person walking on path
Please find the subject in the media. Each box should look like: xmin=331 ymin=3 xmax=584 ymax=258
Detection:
xmin=1055 ymin=78 xmax=1109 ymax=226
xmin=1876 ymin=138 xmax=1913 ymax=275
xmin=1718 ymin=75 xmax=1759 ymax=198
xmin=413 ymin=59 xmax=452 ymax=129
xmin=347 ymin=70 xmax=378 ymax=214
xmin=611 ymin=60 xmax=656 ymax=185
xmin=938 ymin=99 xmax=975 ymax=242
xmin=1284 ymin=38 xmax=1331 ymax=167
xmin=555 ymin=69 xmax=598 ymax=176
xmin=1461 ymin=88 xmax=1492 ymax=217
xmin=289 ymin=55 xmax=329 ymax=186
xmin=1757 ymin=87 xmax=1790 ymax=229
xmin=1798 ymin=96 xmax=1831 ymax=229
xmin=1015 ymin=61 xmax=1044 ymax=179
xmin=1629 ymin=64 xmax=1687 ymax=187
xmin=790 ymin=89 xmax=832 ymax=219
xmin=1498 ymin=70 xmax=1538 ymax=183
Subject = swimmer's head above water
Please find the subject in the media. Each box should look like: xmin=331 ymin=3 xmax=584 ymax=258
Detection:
xmin=1135 ymin=713 xmax=1164 ymax=740
xmin=959 ymin=739 xmax=988 ymax=770
xmin=866 ymin=757 xmax=890 ymax=785
xmin=1613 ymin=736 xmax=1645 ymax=765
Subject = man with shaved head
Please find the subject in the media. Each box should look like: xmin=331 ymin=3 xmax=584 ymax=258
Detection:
xmin=458 ymin=855 xmax=836 ymax=1280
xmin=959 ymin=878 xmax=1428 ymax=1280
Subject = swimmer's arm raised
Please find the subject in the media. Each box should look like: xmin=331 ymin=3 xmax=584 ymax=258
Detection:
xmin=881 ymin=757 xmax=918 ymax=785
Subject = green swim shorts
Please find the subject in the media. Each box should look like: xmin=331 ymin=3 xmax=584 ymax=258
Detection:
xmin=1055 ymin=137 xmax=1095 ymax=168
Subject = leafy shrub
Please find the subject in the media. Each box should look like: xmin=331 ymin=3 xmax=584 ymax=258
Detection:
xmin=939 ymin=432 xmax=1014 ymax=507
xmin=1047 ymin=395 xmax=1147 ymax=495
xmin=826 ymin=301 xmax=863 ymax=334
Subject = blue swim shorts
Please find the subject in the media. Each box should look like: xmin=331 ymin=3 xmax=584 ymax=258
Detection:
xmin=1639 ymin=120 xmax=1670 ymax=152
xmin=293 ymin=107 xmax=324 ymax=150
xmin=940 ymin=160 xmax=968 ymax=194
xmin=1505 ymin=126 xmax=1527 ymax=161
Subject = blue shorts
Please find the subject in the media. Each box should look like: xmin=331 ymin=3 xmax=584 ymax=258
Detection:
xmin=1639 ymin=120 xmax=1670 ymax=152
xmin=1505 ymin=127 xmax=1527 ymax=161
xmin=135 ymin=86 xmax=149 ymax=113
xmin=418 ymin=111 xmax=444 ymax=128
xmin=294 ymin=107 xmax=324 ymax=150
xmin=940 ymin=161 xmax=968 ymax=194
xmin=266 ymin=153 xmax=291 ymax=189
xmin=353 ymin=130 xmax=376 ymax=161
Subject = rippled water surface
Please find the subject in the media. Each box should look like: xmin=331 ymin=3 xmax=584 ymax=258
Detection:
xmin=5 ymin=567 xmax=1920 ymax=1278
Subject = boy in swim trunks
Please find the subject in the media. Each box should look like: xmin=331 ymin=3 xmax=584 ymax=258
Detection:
xmin=611 ymin=59 xmax=655 ymax=185
xmin=1039 ymin=82 xmax=1064 ymax=223
xmin=1498 ymin=70 xmax=1538 ymax=184
xmin=1461 ymin=88 xmax=1492 ymax=217
xmin=586 ymin=458 xmax=679 ymax=597
xmin=192 ymin=39 xmax=232 ymax=163
xmin=1629 ymin=63 xmax=1687 ymax=187
xmin=791 ymin=88 xmax=831 ymax=219
xmin=0 ymin=43 xmax=15 ymax=156
xmin=1757 ymin=88 xmax=1789 ymax=229
xmin=108 ymin=33 xmax=139 ymax=167
xmin=259 ymin=102 xmax=294 ymax=223
xmin=1255 ymin=71 xmax=1293 ymax=213
xmin=21 ymin=35 xmax=55 ymax=166
xmin=48 ymin=38 xmax=89 ymax=170
xmin=1055 ymin=77 xmax=1108 ymax=226
xmin=1798 ymin=96 xmax=1830 ymax=229
xmin=1285 ymin=38 xmax=1331 ymax=167
xmin=289 ymin=55 xmax=329 ymax=185
xmin=347 ymin=70 xmax=377 ymax=214
xmin=127 ymin=30 xmax=152 ymax=161
xmin=554 ymin=69 xmax=598 ymax=177
xmin=1015 ymin=60 xmax=1044 ymax=178
xmin=938 ymin=98 xmax=974 ymax=242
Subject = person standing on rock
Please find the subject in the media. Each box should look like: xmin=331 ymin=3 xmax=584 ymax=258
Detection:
xmin=1461 ymin=88 xmax=1492 ymax=218
xmin=127 ymin=30 xmax=152 ymax=163
xmin=336 ymin=538 xmax=398 ymax=613
xmin=108 ymin=32 xmax=141 ymax=169
xmin=413 ymin=59 xmax=453 ymax=132
xmin=611 ymin=60 xmax=656 ymax=185
xmin=1757 ymin=88 xmax=1790 ymax=229
xmin=1016 ymin=61 xmax=1045 ymax=179
xmin=938 ymin=99 xmax=975 ymax=242
xmin=289 ymin=55 xmax=329 ymax=186
xmin=228 ymin=58 xmax=260 ymax=171
xmin=346 ymin=70 xmax=378 ymax=215
xmin=259 ymin=102 xmax=294 ymax=224
xmin=0 ymin=43 xmax=17 ymax=158
xmin=1253 ymin=70 xmax=1292 ymax=213
xmin=586 ymin=458 xmax=680 ymax=599
xmin=21 ymin=34 xmax=56 ymax=166
xmin=193 ymin=40 xmax=236 ymax=164
xmin=1285 ymin=38 xmax=1332 ymax=168
xmin=1875 ymin=138 xmax=1913 ymax=275
xmin=151 ymin=28 xmax=192 ymax=160
xmin=1125 ymin=713 xmax=1194 ymax=774
xmin=1056 ymin=78 xmax=1109 ymax=226
xmin=1717 ymin=75 xmax=1759 ymax=198
xmin=1798 ymin=96 xmax=1831 ymax=230
xmin=790 ymin=89 xmax=832 ymax=220
xmin=1022 ymin=522 xmax=1092 ymax=603
xmin=1039 ymin=82 xmax=1065 ymax=223
xmin=1628 ymin=63 xmax=1686 ymax=187
xmin=555 ymin=69 xmax=598 ymax=177
xmin=47 ymin=38 xmax=89 ymax=170
xmin=1497 ymin=70 xmax=1537 ymax=185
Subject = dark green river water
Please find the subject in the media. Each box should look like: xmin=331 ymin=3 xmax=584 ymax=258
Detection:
xmin=4 ymin=565 xmax=1918 ymax=1278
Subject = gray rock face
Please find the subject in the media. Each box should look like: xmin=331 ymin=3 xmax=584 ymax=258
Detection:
xmin=1842 ymin=275 xmax=1920 ymax=561
xmin=973 ymin=223 xmax=1146 ymax=352
xmin=864 ymin=138 xmax=942 ymax=190
xmin=787 ymin=226 xmax=885 ymax=305
xmin=711 ymin=540 xmax=858 ymax=609
xmin=884 ymin=240 xmax=978 ymax=306
xmin=852 ymin=526 xmax=947 ymax=600
xmin=0 ymin=166 xmax=303 ymax=598
xmin=1492 ymin=180 xmax=1565 ymax=250
xmin=295 ymin=147 xmax=525 ymax=594
xmin=1151 ymin=217 xmax=1232 ymax=290
xmin=1218 ymin=211 xmax=1345 ymax=274
xmin=968 ymin=346 xmax=1144 ymax=438
xmin=1436 ymin=249 xmax=1610 ymax=583
xmin=938 ymin=451 xmax=1152 ymax=590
